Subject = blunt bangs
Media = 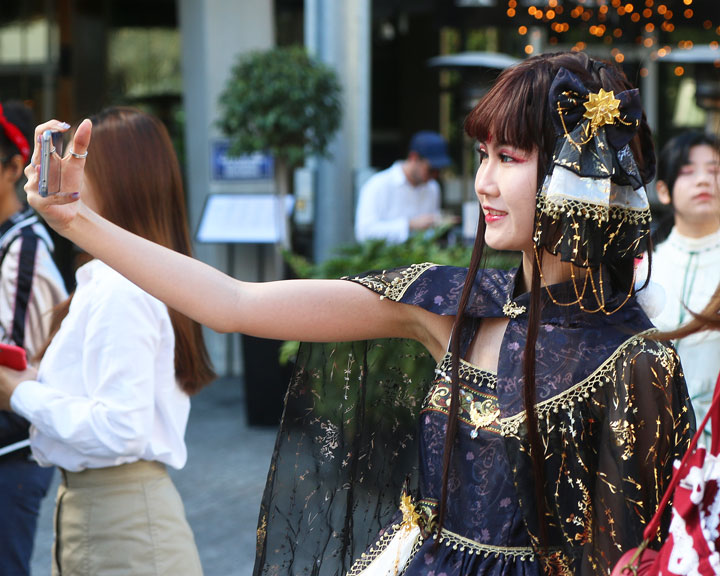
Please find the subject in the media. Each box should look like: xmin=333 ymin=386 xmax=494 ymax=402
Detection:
xmin=464 ymin=62 xmax=550 ymax=153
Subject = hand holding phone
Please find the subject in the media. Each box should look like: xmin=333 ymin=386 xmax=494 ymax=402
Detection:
xmin=0 ymin=343 xmax=28 ymax=371
xmin=39 ymin=129 xmax=62 ymax=197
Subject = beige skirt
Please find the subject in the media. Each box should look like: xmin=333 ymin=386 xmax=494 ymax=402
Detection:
xmin=52 ymin=460 xmax=203 ymax=576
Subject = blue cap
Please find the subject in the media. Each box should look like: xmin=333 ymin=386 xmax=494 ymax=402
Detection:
xmin=408 ymin=131 xmax=451 ymax=169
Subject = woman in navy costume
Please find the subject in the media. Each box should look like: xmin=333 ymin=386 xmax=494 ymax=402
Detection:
xmin=22 ymin=51 xmax=692 ymax=575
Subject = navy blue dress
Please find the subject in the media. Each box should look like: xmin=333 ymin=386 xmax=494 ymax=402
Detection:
xmin=254 ymin=263 xmax=693 ymax=576
xmin=407 ymin=354 xmax=540 ymax=574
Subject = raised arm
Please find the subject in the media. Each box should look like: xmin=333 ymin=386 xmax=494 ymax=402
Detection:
xmin=25 ymin=120 xmax=451 ymax=355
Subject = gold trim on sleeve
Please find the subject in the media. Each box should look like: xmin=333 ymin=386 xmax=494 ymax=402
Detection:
xmin=346 ymin=262 xmax=436 ymax=302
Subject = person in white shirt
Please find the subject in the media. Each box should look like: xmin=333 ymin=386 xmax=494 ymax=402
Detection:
xmin=355 ymin=130 xmax=452 ymax=244
xmin=644 ymin=131 xmax=720 ymax=438
xmin=0 ymin=107 xmax=215 ymax=576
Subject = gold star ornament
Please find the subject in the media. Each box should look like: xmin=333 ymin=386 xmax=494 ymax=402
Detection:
xmin=583 ymin=89 xmax=621 ymax=130
xmin=399 ymin=492 xmax=420 ymax=528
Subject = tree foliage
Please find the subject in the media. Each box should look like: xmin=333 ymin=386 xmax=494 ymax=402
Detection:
xmin=217 ymin=46 xmax=342 ymax=168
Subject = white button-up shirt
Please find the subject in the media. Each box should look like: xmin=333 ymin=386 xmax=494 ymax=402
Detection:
xmin=354 ymin=161 xmax=441 ymax=244
xmin=11 ymin=259 xmax=190 ymax=472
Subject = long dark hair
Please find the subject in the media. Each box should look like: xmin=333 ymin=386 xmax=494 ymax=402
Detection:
xmin=45 ymin=107 xmax=215 ymax=394
xmin=652 ymin=131 xmax=720 ymax=245
xmin=436 ymin=52 xmax=656 ymax=561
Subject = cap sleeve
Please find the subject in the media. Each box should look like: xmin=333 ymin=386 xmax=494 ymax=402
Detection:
xmin=344 ymin=263 xmax=471 ymax=316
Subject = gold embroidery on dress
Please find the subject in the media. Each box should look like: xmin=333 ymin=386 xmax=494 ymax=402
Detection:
xmin=565 ymin=484 xmax=592 ymax=545
xmin=468 ymin=400 xmax=501 ymax=439
xmin=609 ymin=419 xmax=636 ymax=461
xmin=316 ymin=420 xmax=340 ymax=460
xmin=501 ymin=330 xmax=669 ymax=436
xmin=503 ymin=298 xmax=527 ymax=319
xmin=524 ymin=533 xmax=574 ymax=574
xmin=346 ymin=262 xmax=436 ymax=302
xmin=426 ymin=366 xmax=501 ymax=436
xmin=540 ymin=550 xmax=574 ymax=576
xmin=416 ymin=499 xmax=438 ymax=535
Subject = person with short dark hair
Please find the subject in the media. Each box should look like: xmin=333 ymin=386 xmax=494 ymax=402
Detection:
xmin=0 ymin=100 xmax=67 ymax=576
xmin=355 ymin=130 xmax=453 ymax=243
xmin=640 ymin=130 xmax=720 ymax=439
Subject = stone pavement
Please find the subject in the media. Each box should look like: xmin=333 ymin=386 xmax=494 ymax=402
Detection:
xmin=30 ymin=377 xmax=279 ymax=576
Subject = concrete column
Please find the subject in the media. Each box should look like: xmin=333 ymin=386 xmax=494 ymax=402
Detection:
xmin=640 ymin=34 xmax=659 ymax=134
xmin=306 ymin=0 xmax=371 ymax=262
xmin=178 ymin=0 xmax=274 ymax=375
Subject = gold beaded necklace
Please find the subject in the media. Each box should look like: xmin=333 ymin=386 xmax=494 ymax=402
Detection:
xmin=532 ymin=244 xmax=635 ymax=315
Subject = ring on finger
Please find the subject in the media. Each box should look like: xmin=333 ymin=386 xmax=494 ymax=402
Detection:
xmin=69 ymin=149 xmax=88 ymax=159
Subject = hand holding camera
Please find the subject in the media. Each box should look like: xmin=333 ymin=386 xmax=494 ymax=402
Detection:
xmin=24 ymin=119 xmax=92 ymax=236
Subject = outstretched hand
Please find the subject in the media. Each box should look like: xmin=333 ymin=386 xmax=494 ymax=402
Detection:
xmin=24 ymin=118 xmax=93 ymax=236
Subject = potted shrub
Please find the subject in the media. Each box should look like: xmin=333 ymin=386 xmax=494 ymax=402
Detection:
xmin=217 ymin=45 xmax=342 ymax=425
xmin=217 ymin=45 xmax=342 ymax=249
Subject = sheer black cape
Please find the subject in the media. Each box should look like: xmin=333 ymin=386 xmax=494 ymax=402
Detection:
xmin=253 ymin=264 xmax=694 ymax=576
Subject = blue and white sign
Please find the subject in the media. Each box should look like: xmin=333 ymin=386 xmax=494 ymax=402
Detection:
xmin=211 ymin=141 xmax=274 ymax=181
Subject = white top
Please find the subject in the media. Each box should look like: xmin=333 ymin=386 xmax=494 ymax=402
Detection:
xmin=354 ymin=161 xmax=441 ymax=244
xmin=645 ymin=228 xmax=720 ymax=429
xmin=11 ymin=259 xmax=190 ymax=472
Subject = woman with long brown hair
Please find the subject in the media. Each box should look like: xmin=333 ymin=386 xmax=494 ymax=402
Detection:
xmin=17 ymin=54 xmax=691 ymax=575
xmin=0 ymin=107 xmax=214 ymax=576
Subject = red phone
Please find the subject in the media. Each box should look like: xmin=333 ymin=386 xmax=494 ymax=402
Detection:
xmin=0 ymin=343 xmax=27 ymax=370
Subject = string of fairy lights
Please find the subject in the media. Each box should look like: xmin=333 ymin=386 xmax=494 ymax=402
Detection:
xmin=506 ymin=0 xmax=719 ymax=77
